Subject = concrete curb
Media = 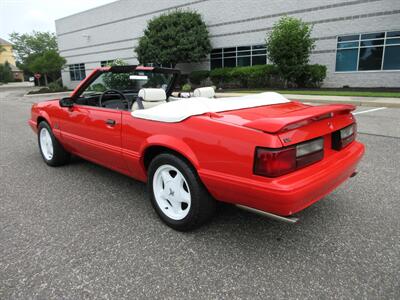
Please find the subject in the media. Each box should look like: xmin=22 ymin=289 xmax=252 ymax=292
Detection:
xmin=216 ymin=93 xmax=400 ymax=108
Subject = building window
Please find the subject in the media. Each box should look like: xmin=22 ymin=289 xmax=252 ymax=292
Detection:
xmin=335 ymin=31 xmax=400 ymax=72
xmin=210 ymin=44 xmax=267 ymax=69
xmin=69 ymin=63 xmax=86 ymax=81
xmin=100 ymin=60 xmax=115 ymax=67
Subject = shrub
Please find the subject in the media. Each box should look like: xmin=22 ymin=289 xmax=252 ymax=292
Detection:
xmin=296 ymin=64 xmax=327 ymax=88
xmin=307 ymin=64 xmax=327 ymax=87
xmin=88 ymin=83 xmax=106 ymax=92
xmin=37 ymin=87 xmax=51 ymax=93
xmin=176 ymin=74 xmax=189 ymax=88
xmin=47 ymin=82 xmax=68 ymax=92
xmin=210 ymin=65 xmax=279 ymax=88
xmin=181 ymin=83 xmax=192 ymax=92
xmin=266 ymin=16 xmax=315 ymax=85
xmin=0 ymin=62 xmax=13 ymax=83
xmin=189 ymin=70 xmax=210 ymax=85
xmin=210 ymin=67 xmax=233 ymax=87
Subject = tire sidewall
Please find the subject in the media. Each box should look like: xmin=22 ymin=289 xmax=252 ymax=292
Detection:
xmin=37 ymin=121 xmax=61 ymax=166
xmin=148 ymin=154 xmax=202 ymax=229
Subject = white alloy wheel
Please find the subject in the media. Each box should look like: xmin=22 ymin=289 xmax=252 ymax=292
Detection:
xmin=152 ymin=164 xmax=191 ymax=220
xmin=39 ymin=127 xmax=54 ymax=160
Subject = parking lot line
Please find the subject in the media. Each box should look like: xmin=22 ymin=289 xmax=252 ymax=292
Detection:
xmin=353 ymin=107 xmax=387 ymax=115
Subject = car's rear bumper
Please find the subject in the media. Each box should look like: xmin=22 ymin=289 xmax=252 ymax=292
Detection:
xmin=199 ymin=141 xmax=365 ymax=216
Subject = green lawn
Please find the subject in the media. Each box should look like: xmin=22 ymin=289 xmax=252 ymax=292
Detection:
xmin=223 ymin=89 xmax=400 ymax=98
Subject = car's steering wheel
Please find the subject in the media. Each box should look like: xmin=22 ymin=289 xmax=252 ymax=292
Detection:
xmin=99 ymin=89 xmax=128 ymax=108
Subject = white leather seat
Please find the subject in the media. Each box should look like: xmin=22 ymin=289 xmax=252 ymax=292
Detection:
xmin=193 ymin=87 xmax=215 ymax=98
xmin=132 ymin=88 xmax=167 ymax=111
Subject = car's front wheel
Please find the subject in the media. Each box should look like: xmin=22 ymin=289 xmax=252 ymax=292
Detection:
xmin=38 ymin=121 xmax=70 ymax=166
xmin=148 ymin=153 xmax=216 ymax=231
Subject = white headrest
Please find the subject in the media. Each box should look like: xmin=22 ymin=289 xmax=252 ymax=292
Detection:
xmin=138 ymin=88 xmax=167 ymax=102
xmin=193 ymin=87 xmax=215 ymax=98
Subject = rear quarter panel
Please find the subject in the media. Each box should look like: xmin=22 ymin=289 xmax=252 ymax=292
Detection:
xmin=121 ymin=112 xmax=283 ymax=183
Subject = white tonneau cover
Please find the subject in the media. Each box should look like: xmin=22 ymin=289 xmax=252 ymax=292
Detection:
xmin=131 ymin=92 xmax=290 ymax=123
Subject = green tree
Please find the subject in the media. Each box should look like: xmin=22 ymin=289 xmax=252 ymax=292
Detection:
xmin=28 ymin=50 xmax=66 ymax=86
xmin=0 ymin=61 xmax=13 ymax=83
xmin=9 ymin=31 xmax=65 ymax=85
xmin=135 ymin=10 xmax=211 ymax=67
xmin=266 ymin=16 xmax=315 ymax=86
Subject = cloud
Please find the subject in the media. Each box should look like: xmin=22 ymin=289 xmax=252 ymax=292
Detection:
xmin=0 ymin=0 xmax=116 ymax=38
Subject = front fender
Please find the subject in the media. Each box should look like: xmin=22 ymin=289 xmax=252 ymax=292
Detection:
xmin=37 ymin=110 xmax=53 ymax=127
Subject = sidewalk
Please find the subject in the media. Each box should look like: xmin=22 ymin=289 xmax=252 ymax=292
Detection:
xmin=216 ymin=92 xmax=400 ymax=108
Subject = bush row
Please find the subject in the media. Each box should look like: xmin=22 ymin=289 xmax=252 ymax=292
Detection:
xmin=187 ymin=64 xmax=327 ymax=89
xmin=27 ymin=82 xmax=68 ymax=94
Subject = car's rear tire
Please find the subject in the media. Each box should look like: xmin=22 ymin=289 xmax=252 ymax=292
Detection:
xmin=38 ymin=121 xmax=70 ymax=166
xmin=148 ymin=153 xmax=216 ymax=231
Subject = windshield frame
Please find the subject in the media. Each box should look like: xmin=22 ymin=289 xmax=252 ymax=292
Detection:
xmin=69 ymin=65 xmax=180 ymax=100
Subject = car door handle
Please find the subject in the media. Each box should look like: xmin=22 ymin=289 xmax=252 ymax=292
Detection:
xmin=105 ymin=119 xmax=116 ymax=126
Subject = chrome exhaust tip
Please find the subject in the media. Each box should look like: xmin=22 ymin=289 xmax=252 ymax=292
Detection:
xmin=235 ymin=204 xmax=299 ymax=224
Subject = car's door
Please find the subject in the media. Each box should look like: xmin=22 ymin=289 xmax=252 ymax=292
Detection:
xmin=58 ymin=104 xmax=127 ymax=172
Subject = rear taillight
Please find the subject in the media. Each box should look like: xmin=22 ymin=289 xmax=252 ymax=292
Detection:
xmin=332 ymin=123 xmax=356 ymax=150
xmin=254 ymin=137 xmax=324 ymax=177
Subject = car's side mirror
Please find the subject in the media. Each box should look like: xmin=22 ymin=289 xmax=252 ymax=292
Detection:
xmin=59 ymin=97 xmax=74 ymax=108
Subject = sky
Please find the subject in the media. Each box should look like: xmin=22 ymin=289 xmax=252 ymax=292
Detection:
xmin=0 ymin=0 xmax=117 ymax=41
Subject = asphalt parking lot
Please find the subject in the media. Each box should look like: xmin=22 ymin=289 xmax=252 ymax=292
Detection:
xmin=1 ymin=86 xmax=399 ymax=299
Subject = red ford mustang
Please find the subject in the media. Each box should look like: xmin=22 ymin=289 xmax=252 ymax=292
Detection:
xmin=29 ymin=65 xmax=365 ymax=230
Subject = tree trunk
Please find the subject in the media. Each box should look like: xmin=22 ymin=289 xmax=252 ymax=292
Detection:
xmin=44 ymin=74 xmax=48 ymax=86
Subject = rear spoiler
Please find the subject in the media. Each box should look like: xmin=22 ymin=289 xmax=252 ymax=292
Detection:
xmin=243 ymin=104 xmax=355 ymax=133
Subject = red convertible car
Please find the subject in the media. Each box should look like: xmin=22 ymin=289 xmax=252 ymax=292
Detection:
xmin=29 ymin=65 xmax=364 ymax=230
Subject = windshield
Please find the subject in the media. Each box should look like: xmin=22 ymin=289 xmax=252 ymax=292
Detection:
xmin=84 ymin=70 xmax=174 ymax=94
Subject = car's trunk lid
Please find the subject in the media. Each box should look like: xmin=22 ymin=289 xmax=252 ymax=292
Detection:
xmin=212 ymin=102 xmax=356 ymax=146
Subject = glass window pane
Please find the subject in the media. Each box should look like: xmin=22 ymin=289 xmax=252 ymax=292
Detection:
xmin=335 ymin=49 xmax=358 ymax=71
xmin=237 ymin=56 xmax=250 ymax=67
xmin=238 ymin=46 xmax=250 ymax=51
xmin=237 ymin=51 xmax=251 ymax=56
xmin=252 ymin=55 xmax=267 ymax=66
xmin=361 ymin=40 xmax=384 ymax=46
xmin=224 ymin=47 xmax=236 ymax=53
xmin=211 ymin=58 xmax=222 ymax=69
xmin=211 ymin=53 xmax=222 ymax=58
xmin=211 ymin=49 xmax=222 ymax=54
xmin=224 ymin=57 xmax=236 ymax=68
xmin=338 ymin=35 xmax=359 ymax=42
xmin=383 ymin=46 xmax=400 ymax=70
xmin=386 ymin=38 xmax=400 ymax=45
xmin=358 ymin=47 xmax=383 ymax=70
xmin=387 ymin=31 xmax=400 ymax=38
xmin=361 ymin=32 xmax=385 ymax=40
xmin=252 ymin=45 xmax=266 ymax=50
xmin=337 ymin=41 xmax=359 ymax=48
xmin=224 ymin=52 xmax=236 ymax=58
xmin=252 ymin=49 xmax=267 ymax=55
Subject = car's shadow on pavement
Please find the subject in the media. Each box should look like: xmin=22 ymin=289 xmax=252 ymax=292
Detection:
xmin=64 ymin=155 xmax=342 ymax=245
